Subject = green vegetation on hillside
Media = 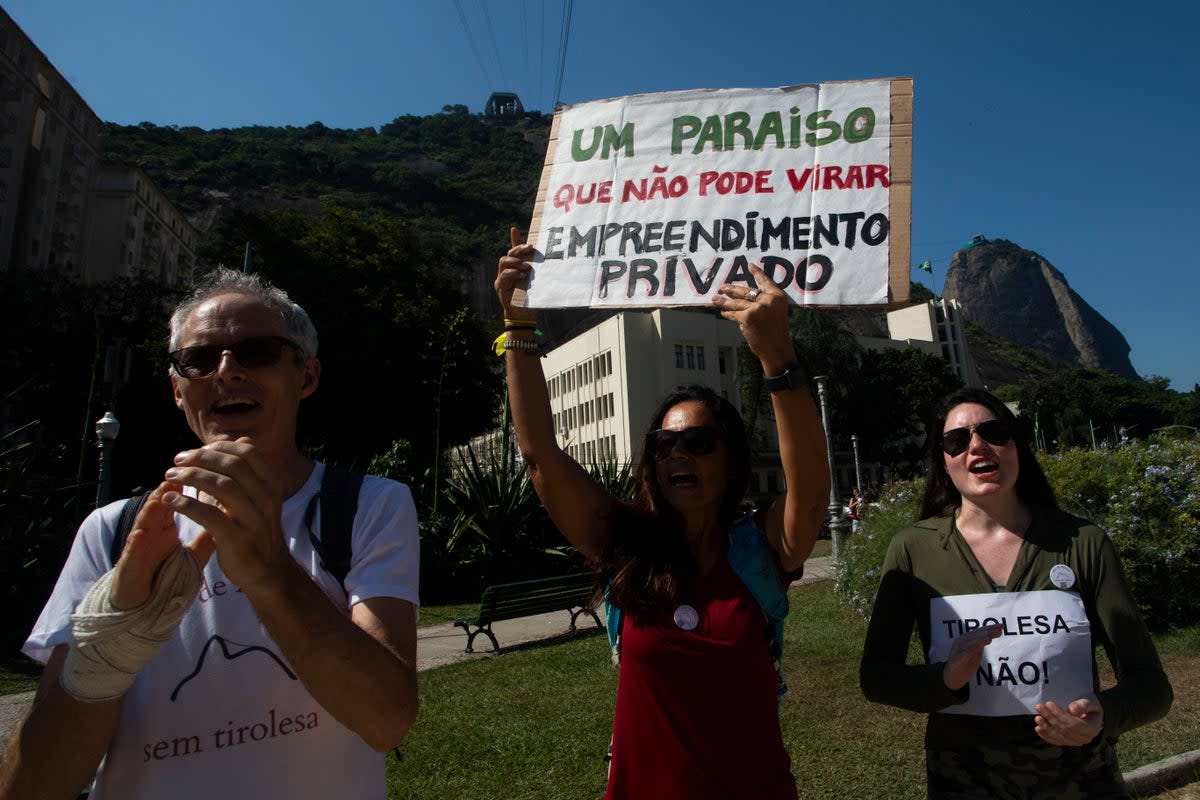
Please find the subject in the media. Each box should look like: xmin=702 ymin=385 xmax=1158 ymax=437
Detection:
xmin=104 ymin=109 xmax=552 ymax=272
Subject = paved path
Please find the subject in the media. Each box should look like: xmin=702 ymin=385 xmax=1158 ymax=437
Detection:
xmin=416 ymin=555 xmax=834 ymax=670
xmin=3 ymin=555 xmax=1193 ymax=796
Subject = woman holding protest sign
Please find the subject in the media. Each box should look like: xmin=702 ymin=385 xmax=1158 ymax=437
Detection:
xmin=495 ymin=227 xmax=830 ymax=800
xmin=860 ymin=387 xmax=1172 ymax=799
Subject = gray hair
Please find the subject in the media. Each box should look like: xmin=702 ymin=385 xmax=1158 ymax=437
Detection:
xmin=168 ymin=267 xmax=319 ymax=360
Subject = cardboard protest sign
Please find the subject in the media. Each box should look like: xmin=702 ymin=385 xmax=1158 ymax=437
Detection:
xmin=928 ymin=590 xmax=1094 ymax=717
xmin=520 ymin=77 xmax=912 ymax=309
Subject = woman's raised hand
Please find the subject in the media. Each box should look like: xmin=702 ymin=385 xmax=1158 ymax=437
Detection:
xmin=495 ymin=226 xmax=537 ymax=322
xmin=712 ymin=262 xmax=796 ymax=374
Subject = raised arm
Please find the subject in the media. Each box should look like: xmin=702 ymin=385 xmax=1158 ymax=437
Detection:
xmin=713 ymin=263 xmax=830 ymax=571
xmin=496 ymin=227 xmax=621 ymax=559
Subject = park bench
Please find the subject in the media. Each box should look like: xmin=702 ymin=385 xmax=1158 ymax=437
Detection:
xmin=454 ymin=572 xmax=603 ymax=653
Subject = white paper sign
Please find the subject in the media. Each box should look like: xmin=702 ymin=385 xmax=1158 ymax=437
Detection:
xmin=928 ymin=590 xmax=1093 ymax=717
xmin=527 ymin=80 xmax=899 ymax=309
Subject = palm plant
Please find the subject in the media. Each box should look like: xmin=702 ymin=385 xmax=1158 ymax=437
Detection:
xmin=439 ymin=440 xmax=553 ymax=585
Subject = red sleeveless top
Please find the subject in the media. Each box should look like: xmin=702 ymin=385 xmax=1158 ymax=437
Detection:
xmin=605 ymin=558 xmax=797 ymax=799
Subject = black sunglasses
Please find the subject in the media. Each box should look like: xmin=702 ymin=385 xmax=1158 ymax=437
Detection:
xmin=646 ymin=426 xmax=722 ymax=460
xmin=168 ymin=335 xmax=302 ymax=379
xmin=941 ymin=419 xmax=1012 ymax=457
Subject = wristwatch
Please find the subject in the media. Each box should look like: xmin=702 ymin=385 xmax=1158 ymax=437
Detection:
xmin=762 ymin=364 xmax=807 ymax=393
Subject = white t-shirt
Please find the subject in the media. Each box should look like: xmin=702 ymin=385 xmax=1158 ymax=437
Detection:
xmin=24 ymin=463 xmax=419 ymax=800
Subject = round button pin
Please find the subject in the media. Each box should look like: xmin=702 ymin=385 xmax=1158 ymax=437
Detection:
xmin=673 ymin=604 xmax=699 ymax=631
xmin=1050 ymin=564 xmax=1076 ymax=589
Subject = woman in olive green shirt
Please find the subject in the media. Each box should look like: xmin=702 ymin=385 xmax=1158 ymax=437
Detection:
xmin=860 ymin=388 xmax=1172 ymax=799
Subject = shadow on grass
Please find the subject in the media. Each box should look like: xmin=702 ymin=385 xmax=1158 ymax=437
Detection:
xmin=465 ymin=625 xmax=607 ymax=658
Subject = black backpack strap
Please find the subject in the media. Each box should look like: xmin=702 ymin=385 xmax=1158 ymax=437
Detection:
xmin=109 ymin=489 xmax=151 ymax=568
xmin=304 ymin=464 xmax=364 ymax=596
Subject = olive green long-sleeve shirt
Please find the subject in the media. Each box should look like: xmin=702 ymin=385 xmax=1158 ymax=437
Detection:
xmin=860 ymin=509 xmax=1172 ymax=749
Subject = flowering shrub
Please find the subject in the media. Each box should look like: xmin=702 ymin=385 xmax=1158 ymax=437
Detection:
xmin=834 ymin=437 xmax=1200 ymax=629
xmin=1042 ymin=437 xmax=1200 ymax=629
xmin=835 ymin=478 xmax=924 ymax=618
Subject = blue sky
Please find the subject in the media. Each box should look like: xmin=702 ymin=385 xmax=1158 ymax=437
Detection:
xmin=9 ymin=0 xmax=1199 ymax=391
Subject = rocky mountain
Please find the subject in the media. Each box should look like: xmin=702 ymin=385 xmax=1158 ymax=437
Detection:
xmin=943 ymin=239 xmax=1138 ymax=380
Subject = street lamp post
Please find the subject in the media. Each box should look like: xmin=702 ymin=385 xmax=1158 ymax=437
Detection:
xmin=813 ymin=376 xmax=849 ymax=560
xmin=95 ymin=411 xmax=120 ymax=508
xmin=850 ymin=434 xmax=863 ymax=495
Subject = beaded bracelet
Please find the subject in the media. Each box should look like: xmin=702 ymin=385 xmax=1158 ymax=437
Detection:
xmin=492 ymin=332 xmax=542 ymax=356
xmin=503 ymin=338 xmax=541 ymax=354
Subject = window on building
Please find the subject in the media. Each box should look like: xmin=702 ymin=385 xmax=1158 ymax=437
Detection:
xmin=675 ymin=344 xmax=684 ymax=368
xmin=719 ymin=350 xmax=727 ymax=374
xmin=750 ymin=472 xmax=761 ymax=493
xmin=686 ymin=345 xmax=695 ymax=369
xmin=697 ymin=346 xmax=705 ymax=371
xmin=605 ymin=351 xmax=612 ymax=375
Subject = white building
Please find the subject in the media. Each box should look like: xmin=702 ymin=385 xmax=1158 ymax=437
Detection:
xmin=543 ymin=308 xmax=745 ymax=466
xmin=85 ymin=165 xmax=198 ymax=285
xmin=0 ymin=9 xmax=104 ymax=277
xmin=884 ymin=297 xmax=982 ymax=387
xmin=452 ymin=308 xmax=793 ymax=498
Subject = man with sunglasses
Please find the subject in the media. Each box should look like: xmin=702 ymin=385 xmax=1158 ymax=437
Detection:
xmin=2 ymin=269 xmax=419 ymax=800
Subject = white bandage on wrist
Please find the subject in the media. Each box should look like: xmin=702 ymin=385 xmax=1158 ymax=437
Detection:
xmin=61 ymin=545 xmax=202 ymax=702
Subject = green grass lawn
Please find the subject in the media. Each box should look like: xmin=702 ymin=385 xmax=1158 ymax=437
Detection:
xmin=0 ymin=657 xmax=40 ymax=696
xmin=393 ymin=581 xmax=1200 ymax=800
xmin=417 ymin=603 xmax=481 ymax=629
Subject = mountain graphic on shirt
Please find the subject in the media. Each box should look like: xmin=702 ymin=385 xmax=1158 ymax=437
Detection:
xmin=170 ymin=635 xmax=297 ymax=701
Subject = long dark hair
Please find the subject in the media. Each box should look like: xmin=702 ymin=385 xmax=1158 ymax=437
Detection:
xmin=601 ymin=384 xmax=751 ymax=614
xmin=920 ymin=387 xmax=1057 ymax=518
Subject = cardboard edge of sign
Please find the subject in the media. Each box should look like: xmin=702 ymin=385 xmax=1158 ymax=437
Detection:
xmin=520 ymin=76 xmax=914 ymax=312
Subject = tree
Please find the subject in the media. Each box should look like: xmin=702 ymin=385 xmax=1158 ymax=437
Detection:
xmin=738 ymin=308 xmax=863 ymax=446
xmin=837 ymin=347 xmax=963 ymax=477
xmin=206 ymin=204 xmax=501 ymax=469
xmin=1003 ymin=367 xmax=1198 ymax=449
